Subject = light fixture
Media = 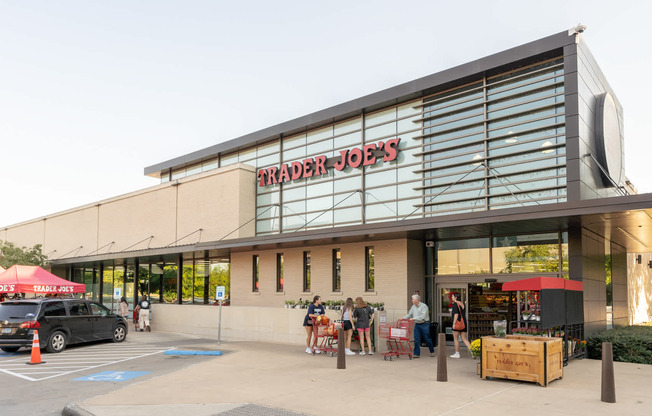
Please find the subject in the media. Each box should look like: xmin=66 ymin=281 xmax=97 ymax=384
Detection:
xmin=636 ymin=254 xmax=642 ymax=264
xmin=541 ymin=141 xmax=554 ymax=154
xmin=504 ymin=131 xmax=518 ymax=144
xmin=472 ymin=154 xmax=483 ymax=166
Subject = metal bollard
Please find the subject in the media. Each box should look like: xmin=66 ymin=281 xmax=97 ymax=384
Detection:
xmin=437 ymin=333 xmax=447 ymax=382
xmin=337 ymin=326 xmax=346 ymax=369
xmin=601 ymin=342 xmax=616 ymax=403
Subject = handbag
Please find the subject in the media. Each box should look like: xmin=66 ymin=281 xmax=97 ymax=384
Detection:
xmin=452 ymin=301 xmax=465 ymax=331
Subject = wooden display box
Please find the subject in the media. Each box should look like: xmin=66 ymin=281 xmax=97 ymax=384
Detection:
xmin=480 ymin=335 xmax=563 ymax=387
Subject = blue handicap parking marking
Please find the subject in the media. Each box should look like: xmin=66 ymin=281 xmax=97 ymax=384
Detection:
xmin=73 ymin=371 xmax=151 ymax=382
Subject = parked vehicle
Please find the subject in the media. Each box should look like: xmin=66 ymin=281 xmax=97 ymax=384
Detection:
xmin=0 ymin=298 xmax=128 ymax=353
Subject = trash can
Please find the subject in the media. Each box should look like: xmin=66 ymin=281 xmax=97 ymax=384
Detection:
xmin=420 ymin=322 xmax=439 ymax=347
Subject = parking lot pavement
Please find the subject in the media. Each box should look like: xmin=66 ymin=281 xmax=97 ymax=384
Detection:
xmin=0 ymin=343 xmax=175 ymax=382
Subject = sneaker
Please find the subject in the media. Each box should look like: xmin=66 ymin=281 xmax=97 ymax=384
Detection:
xmin=450 ymin=352 xmax=460 ymax=358
xmin=314 ymin=349 xmax=321 ymax=354
xmin=359 ymin=351 xmax=366 ymax=355
xmin=368 ymin=351 xmax=374 ymax=355
xmin=430 ymin=352 xmax=435 ymax=357
xmin=345 ymin=349 xmax=355 ymax=356
xmin=146 ymin=325 xmax=151 ymax=332
xmin=413 ymin=355 xmax=420 ymax=358
xmin=305 ymin=347 xmax=312 ymax=354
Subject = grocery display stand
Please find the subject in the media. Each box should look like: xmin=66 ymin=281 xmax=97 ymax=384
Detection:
xmin=501 ymin=277 xmax=585 ymax=365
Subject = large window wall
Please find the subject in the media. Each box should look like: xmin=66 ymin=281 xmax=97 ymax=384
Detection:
xmin=161 ymin=56 xmax=567 ymax=235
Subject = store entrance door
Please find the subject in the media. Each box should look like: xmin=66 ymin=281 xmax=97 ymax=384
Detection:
xmin=436 ymin=286 xmax=467 ymax=343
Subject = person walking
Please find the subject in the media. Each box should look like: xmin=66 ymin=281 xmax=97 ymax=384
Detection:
xmin=303 ymin=295 xmax=325 ymax=354
xmin=118 ymin=296 xmax=129 ymax=321
xmin=404 ymin=294 xmax=435 ymax=358
xmin=450 ymin=292 xmax=471 ymax=358
xmin=342 ymin=297 xmax=356 ymax=355
xmin=138 ymin=295 xmax=151 ymax=332
xmin=353 ymin=297 xmax=374 ymax=355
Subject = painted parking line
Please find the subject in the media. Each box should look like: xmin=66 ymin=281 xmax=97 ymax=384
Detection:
xmin=0 ymin=344 xmax=174 ymax=382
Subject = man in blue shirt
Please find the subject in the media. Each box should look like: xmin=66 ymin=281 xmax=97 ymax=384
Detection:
xmin=404 ymin=294 xmax=435 ymax=357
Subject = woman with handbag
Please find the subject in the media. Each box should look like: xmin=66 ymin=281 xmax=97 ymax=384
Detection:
xmin=450 ymin=292 xmax=471 ymax=358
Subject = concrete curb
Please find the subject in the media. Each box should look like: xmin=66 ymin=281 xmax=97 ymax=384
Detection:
xmin=61 ymin=402 xmax=95 ymax=416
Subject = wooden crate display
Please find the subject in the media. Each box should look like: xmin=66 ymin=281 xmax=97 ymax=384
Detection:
xmin=480 ymin=335 xmax=563 ymax=387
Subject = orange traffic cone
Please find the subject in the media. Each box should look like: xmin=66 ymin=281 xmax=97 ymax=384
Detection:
xmin=26 ymin=330 xmax=45 ymax=365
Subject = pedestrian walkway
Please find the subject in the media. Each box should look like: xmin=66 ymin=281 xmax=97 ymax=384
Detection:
xmin=65 ymin=337 xmax=652 ymax=416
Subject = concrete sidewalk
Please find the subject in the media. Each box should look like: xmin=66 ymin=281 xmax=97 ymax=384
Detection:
xmin=63 ymin=335 xmax=652 ymax=416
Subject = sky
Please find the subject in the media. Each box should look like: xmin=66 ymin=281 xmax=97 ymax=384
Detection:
xmin=1 ymin=0 xmax=651 ymax=228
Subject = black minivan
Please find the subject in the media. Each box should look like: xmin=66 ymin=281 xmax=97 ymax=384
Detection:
xmin=0 ymin=298 xmax=128 ymax=353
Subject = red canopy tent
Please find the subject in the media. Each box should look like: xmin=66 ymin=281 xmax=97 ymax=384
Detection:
xmin=0 ymin=265 xmax=85 ymax=294
xmin=0 ymin=266 xmax=5 ymax=273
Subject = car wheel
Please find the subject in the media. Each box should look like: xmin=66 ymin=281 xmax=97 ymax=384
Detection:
xmin=112 ymin=325 xmax=126 ymax=343
xmin=1 ymin=347 xmax=20 ymax=353
xmin=46 ymin=331 xmax=67 ymax=353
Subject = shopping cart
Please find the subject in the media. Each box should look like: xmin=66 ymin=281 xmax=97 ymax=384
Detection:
xmin=379 ymin=318 xmax=413 ymax=361
xmin=311 ymin=317 xmax=339 ymax=356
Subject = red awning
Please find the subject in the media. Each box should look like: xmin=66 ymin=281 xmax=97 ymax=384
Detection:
xmin=0 ymin=265 xmax=85 ymax=294
xmin=501 ymin=276 xmax=566 ymax=291
xmin=564 ymin=279 xmax=583 ymax=291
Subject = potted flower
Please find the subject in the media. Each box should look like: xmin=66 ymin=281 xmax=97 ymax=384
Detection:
xmin=285 ymin=300 xmax=296 ymax=308
xmin=470 ymin=339 xmax=482 ymax=359
xmin=521 ymin=311 xmax=532 ymax=321
xmin=534 ymin=310 xmax=541 ymax=321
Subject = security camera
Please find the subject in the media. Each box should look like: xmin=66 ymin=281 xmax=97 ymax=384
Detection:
xmin=425 ymin=241 xmax=435 ymax=247
xmin=574 ymin=23 xmax=586 ymax=34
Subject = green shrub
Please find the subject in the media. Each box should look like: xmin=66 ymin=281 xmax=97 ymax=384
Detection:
xmin=587 ymin=325 xmax=652 ymax=364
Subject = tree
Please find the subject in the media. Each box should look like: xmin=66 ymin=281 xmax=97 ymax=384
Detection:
xmin=501 ymin=244 xmax=559 ymax=273
xmin=0 ymin=241 xmax=48 ymax=269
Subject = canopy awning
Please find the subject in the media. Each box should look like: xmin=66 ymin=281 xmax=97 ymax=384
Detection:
xmin=0 ymin=265 xmax=85 ymax=294
xmin=502 ymin=276 xmax=582 ymax=292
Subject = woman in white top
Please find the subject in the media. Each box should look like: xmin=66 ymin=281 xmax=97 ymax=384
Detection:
xmin=342 ymin=297 xmax=356 ymax=355
xmin=118 ymin=297 xmax=129 ymax=321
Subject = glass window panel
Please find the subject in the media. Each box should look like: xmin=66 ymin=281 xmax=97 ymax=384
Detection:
xmin=257 ymin=205 xmax=279 ymax=219
xmin=366 ymin=183 xmax=397 ymax=201
xmin=492 ymin=233 xmax=560 ymax=273
xmin=307 ymin=138 xmax=334 ymax=156
xmin=307 ymin=195 xmax=333 ymax=213
xmin=488 ymin=94 xmax=564 ymax=120
xmin=334 ymin=191 xmax=362 ymax=208
xmin=202 ymin=160 xmax=218 ymax=171
xmin=424 ymin=97 xmax=483 ymax=119
xmin=488 ymin=168 xmax=565 ymax=187
xmin=258 ymin=142 xmax=279 ymax=156
xmin=397 ymin=116 xmax=420 ymax=134
xmin=334 ymin=118 xmax=361 ymax=135
xmin=426 ymin=151 xmax=485 ymax=169
xmin=307 ymin=126 xmax=333 ymax=143
xmin=365 ymin=201 xmax=397 ymax=220
xmin=489 ymin=177 xmax=566 ymax=194
xmin=306 ymin=181 xmax=333 ymax=198
xmin=488 ymin=106 xmax=563 ymax=130
xmin=488 ymin=136 xmax=565 ymax=157
xmin=185 ymin=165 xmax=202 ymax=176
xmin=305 ymin=210 xmax=333 ymax=227
xmin=424 ymin=83 xmax=483 ymax=108
xmin=487 ymin=59 xmax=562 ymax=85
xmin=425 ymin=161 xmax=484 ymax=178
xmin=397 ymin=165 xmax=422 ymax=183
xmin=365 ymin=122 xmax=396 ymax=141
xmin=424 ymin=114 xmax=484 ymax=132
xmin=221 ymin=153 xmax=238 ymax=167
xmin=365 ymin=169 xmax=397 ymax=188
xmin=436 ymin=238 xmax=490 ymax=275
xmin=282 ymin=186 xmax=306 ymax=202
xmin=256 ymin=153 xmax=280 ymax=168
xmin=162 ymin=264 xmax=177 ymax=304
xmin=424 ymin=106 xmax=483 ymax=127
xmin=424 ymin=169 xmax=485 ymax=187
xmin=282 ymin=146 xmax=307 ymax=162
xmin=171 ymin=169 xmax=185 ymax=180
xmin=334 ymin=207 xmax=362 ymax=223
xmin=283 ymin=133 xmax=306 ymax=148
xmin=398 ymin=198 xmax=422 ymax=218
xmin=238 ymin=148 xmax=257 ymax=162
xmin=334 ymin=176 xmax=361 ymax=193
xmin=365 ymin=107 xmax=396 ymax=126
xmin=426 ymin=198 xmax=485 ymax=214
xmin=425 ymin=187 xmax=485 ymax=204
xmin=426 ymin=143 xmax=484 ymax=161
xmin=488 ymin=127 xmax=565 ymax=149
xmin=396 ymin=149 xmax=422 ymax=166
xmin=424 ymin=125 xmax=484 ymax=143
xmin=489 ymin=188 xmax=566 ymax=206
xmin=488 ymin=116 xmax=565 ymax=138
xmin=490 ymin=147 xmax=565 ymax=168
xmin=397 ymin=102 xmax=421 ymax=118
xmin=488 ymin=87 xmax=564 ymax=113
xmin=397 ymin=181 xmax=421 ymax=199
xmin=283 ymin=214 xmax=306 ymax=230
xmin=257 ymin=191 xmax=279 ymax=206
xmin=487 ymin=76 xmax=563 ymax=101
xmin=256 ymin=219 xmax=279 ymax=233
xmin=282 ymin=200 xmax=306 ymax=216
xmin=334 ymin=131 xmax=362 ymax=148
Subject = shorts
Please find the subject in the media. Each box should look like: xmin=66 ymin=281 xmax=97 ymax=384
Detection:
xmin=357 ymin=327 xmax=369 ymax=332
xmin=343 ymin=320 xmax=353 ymax=330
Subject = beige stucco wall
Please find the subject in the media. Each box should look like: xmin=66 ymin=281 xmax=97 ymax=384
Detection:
xmin=230 ymin=238 xmax=415 ymax=313
xmin=0 ymin=163 xmax=256 ymax=257
xmin=627 ymin=252 xmax=652 ymax=324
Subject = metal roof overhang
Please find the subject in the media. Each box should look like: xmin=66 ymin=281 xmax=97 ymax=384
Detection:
xmin=51 ymin=193 xmax=652 ymax=268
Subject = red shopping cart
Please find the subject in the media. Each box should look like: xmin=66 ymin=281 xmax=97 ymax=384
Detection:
xmin=311 ymin=317 xmax=339 ymax=356
xmin=379 ymin=318 xmax=413 ymax=361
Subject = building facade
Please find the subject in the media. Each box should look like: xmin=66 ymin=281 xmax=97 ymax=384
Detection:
xmin=2 ymin=30 xmax=651 ymax=343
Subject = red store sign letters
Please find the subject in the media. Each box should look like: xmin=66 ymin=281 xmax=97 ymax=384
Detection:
xmin=257 ymin=138 xmax=401 ymax=187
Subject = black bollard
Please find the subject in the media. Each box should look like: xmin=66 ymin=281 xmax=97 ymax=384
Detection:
xmin=437 ymin=333 xmax=447 ymax=382
xmin=601 ymin=342 xmax=616 ymax=403
xmin=337 ymin=326 xmax=346 ymax=369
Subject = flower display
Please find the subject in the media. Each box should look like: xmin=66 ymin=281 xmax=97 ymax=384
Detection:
xmin=511 ymin=327 xmax=542 ymax=336
xmin=470 ymin=339 xmax=482 ymax=358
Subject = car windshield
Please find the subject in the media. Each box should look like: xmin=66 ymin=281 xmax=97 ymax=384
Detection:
xmin=0 ymin=303 xmax=39 ymax=320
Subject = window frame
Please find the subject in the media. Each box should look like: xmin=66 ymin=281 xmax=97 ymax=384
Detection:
xmin=332 ymin=249 xmax=341 ymax=292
